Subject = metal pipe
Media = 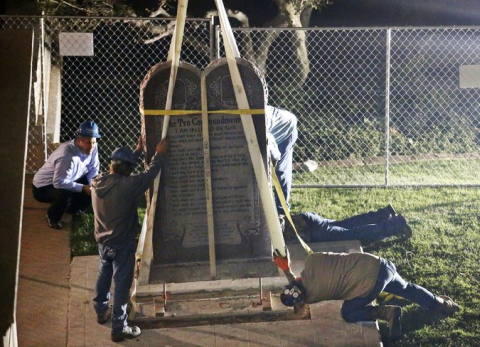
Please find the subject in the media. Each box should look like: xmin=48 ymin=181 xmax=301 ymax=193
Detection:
xmin=385 ymin=28 xmax=392 ymax=186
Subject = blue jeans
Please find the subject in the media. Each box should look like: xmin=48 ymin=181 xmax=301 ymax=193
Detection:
xmin=93 ymin=243 xmax=135 ymax=333
xmin=341 ymin=258 xmax=437 ymax=322
xmin=301 ymin=210 xmax=397 ymax=243
xmin=275 ymin=127 xmax=298 ymax=214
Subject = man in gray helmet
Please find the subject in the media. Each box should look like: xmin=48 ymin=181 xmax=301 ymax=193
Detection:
xmin=91 ymin=137 xmax=168 ymax=342
xmin=32 ymin=120 xmax=101 ymax=229
xmin=273 ymin=248 xmax=460 ymax=339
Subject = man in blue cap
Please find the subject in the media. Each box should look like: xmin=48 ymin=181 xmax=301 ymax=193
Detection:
xmin=91 ymin=137 xmax=168 ymax=342
xmin=32 ymin=120 xmax=101 ymax=229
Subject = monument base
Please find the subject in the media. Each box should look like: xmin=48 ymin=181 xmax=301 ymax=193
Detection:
xmin=149 ymin=257 xmax=278 ymax=284
xmin=132 ymin=274 xmax=308 ymax=329
xmin=130 ymin=240 xmax=363 ymax=329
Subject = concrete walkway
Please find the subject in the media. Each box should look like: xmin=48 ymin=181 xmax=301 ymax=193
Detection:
xmin=17 ymin=175 xmax=71 ymax=347
xmin=18 ymin=175 xmax=383 ymax=346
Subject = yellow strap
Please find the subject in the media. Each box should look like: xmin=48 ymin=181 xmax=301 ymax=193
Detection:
xmin=271 ymin=164 xmax=313 ymax=255
xmin=376 ymin=292 xmax=404 ymax=304
xmin=142 ymin=108 xmax=265 ymax=116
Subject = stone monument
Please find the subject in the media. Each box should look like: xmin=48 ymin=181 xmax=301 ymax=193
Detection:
xmin=140 ymin=58 xmax=275 ymax=283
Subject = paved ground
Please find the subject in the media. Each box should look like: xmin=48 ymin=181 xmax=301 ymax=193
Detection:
xmin=17 ymin=175 xmax=383 ymax=346
xmin=17 ymin=175 xmax=71 ymax=347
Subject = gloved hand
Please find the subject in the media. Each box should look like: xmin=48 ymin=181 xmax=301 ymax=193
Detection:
xmin=273 ymin=247 xmax=291 ymax=272
xmin=156 ymin=137 xmax=169 ymax=154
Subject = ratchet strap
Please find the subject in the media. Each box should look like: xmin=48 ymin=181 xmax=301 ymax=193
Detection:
xmin=272 ymin=164 xmax=313 ymax=255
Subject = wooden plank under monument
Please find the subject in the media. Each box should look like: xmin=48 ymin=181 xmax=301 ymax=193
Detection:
xmin=140 ymin=58 xmax=276 ymax=284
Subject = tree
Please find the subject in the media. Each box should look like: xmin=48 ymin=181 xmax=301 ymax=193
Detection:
xmin=22 ymin=0 xmax=330 ymax=86
xmin=141 ymin=0 xmax=331 ymax=85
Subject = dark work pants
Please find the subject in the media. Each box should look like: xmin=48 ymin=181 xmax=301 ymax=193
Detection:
xmin=341 ymin=258 xmax=437 ymax=322
xmin=301 ymin=209 xmax=397 ymax=243
xmin=32 ymin=176 xmax=91 ymax=222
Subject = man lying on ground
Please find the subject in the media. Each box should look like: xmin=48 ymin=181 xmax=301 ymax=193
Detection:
xmin=283 ymin=205 xmax=412 ymax=245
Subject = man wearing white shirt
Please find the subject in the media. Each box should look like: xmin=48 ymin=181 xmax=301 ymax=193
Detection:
xmin=32 ymin=121 xmax=101 ymax=229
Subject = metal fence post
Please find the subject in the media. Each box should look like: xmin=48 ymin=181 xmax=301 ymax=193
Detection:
xmin=209 ymin=15 xmax=216 ymax=62
xmin=385 ymin=28 xmax=391 ymax=186
xmin=40 ymin=15 xmax=47 ymax=164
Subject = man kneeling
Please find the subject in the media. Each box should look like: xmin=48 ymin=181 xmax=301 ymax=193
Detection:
xmin=274 ymin=248 xmax=459 ymax=338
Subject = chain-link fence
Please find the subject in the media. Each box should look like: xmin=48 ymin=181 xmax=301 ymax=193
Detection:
xmin=230 ymin=27 xmax=480 ymax=187
xmin=0 ymin=16 xmax=213 ymax=174
xmin=1 ymin=16 xmax=479 ymax=186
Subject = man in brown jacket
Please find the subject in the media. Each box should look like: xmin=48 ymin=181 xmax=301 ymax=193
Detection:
xmin=274 ymin=249 xmax=459 ymax=338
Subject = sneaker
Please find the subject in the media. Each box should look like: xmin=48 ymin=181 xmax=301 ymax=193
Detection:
xmin=97 ymin=311 xmax=110 ymax=324
xmin=111 ymin=326 xmax=142 ymax=342
xmin=430 ymin=295 xmax=460 ymax=316
xmin=377 ymin=305 xmax=402 ymax=338
xmin=45 ymin=214 xmax=62 ymax=230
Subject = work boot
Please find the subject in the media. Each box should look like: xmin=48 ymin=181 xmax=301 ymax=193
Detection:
xmin=377 ymin=204 xmax=397 ymax=221
xmin=111 ymin=325 xmax=141 ymax=342
xmin=386 ymin=214 xmax=412 ymax=238
xmin=370 ymin=305 xmax=402 ymax=338
xmin=430 ymin=295 xmax=460 ymax=316
xmin=283 ymin=214 xmax=310 ymax=241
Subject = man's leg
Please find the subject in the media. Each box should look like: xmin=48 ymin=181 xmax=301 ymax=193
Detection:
xmin=300 ymin=212 xmax=409 ymax=243
xmin=382 ymin=263 xmax=460 ymax=316
xmin=93 ymin=244 xmax=113 ymax=323
xmin=274 ymin=128 xmax=298 ymax=214
xmin=32 ymin=184 xmax=72 ymax=226
xmin=110 ymin=245 xmax=138 ymax=341
xmin=341 ymin=258 xmax=403 ymax=337
xmin=332 ymin=205 xmax=396 ymax=228
xmin=341 ymin=258 xmax=394 ymax=322
xmin=382 ymin=261 xmax=438 ymax=309
xmin=65 ymin=176 xmax=92 ymax=215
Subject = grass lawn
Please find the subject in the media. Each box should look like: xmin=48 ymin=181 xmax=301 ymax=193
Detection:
xmin=293 ymin=159 xmax=480 ymax=186
xmin=72 ymin=186 xmax=480 ymax=346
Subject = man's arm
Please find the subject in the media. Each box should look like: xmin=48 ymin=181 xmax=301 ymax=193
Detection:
xmin=52 ymin=154 xmax=83 ymax=192
xmin=127 ymin=138 xmax=169 ymax=195
xmin=85 ymin=146 xmax=100 ymax=183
